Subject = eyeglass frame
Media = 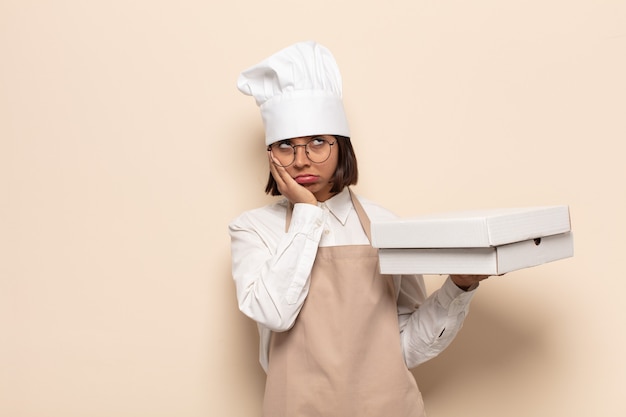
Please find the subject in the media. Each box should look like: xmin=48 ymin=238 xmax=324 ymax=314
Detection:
xmin=267 ymin=136 xmax=337 ymax=167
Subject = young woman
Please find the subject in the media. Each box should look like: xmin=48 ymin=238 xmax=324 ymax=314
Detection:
xmin=229 ymin=41 xmax=489 ymax=417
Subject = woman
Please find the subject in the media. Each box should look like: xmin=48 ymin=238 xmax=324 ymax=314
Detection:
xmin=229 ymin=41 xmax=489 ymax=417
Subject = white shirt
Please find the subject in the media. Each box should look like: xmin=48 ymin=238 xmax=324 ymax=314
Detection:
xmin=229 ymin=188 xmax=477 ymax=372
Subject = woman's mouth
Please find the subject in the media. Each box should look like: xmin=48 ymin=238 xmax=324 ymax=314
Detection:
xmin=295 ymin=175 xmax=319 ymax=184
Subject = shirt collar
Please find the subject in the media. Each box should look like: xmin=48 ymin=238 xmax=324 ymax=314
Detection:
xmin=319 ymin=187 xmax=353 ymax=225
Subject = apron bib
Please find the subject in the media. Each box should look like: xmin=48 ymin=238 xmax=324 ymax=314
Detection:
xmin=262 ymin=190 xmax=425 ymax=417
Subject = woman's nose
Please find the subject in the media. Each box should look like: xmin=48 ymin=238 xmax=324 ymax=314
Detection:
xmin=293 ymin=145 xmax=310 ymax=167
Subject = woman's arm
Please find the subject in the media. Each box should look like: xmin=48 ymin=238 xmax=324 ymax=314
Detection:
xmin=397 ymin=275 xmax=478 ymax=368
xmin=229 ymin=203 xmax=326 ymax=331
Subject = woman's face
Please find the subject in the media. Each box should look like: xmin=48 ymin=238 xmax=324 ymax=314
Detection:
xmin=279 ymin=135 xmax=339 ymax=202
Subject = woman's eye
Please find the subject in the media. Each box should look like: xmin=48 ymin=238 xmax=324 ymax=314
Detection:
xmin=277 ymin=142 xmax=292 ymax=150
xmin=310 ymin=137 xmax=325 ymax=146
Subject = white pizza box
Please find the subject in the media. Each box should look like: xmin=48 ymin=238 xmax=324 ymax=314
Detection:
xmin=371 ymin=205 xmax=573 ymax=275
xmin=377 ymin=232 xmax=574 ymax=275
xmin=371 ymin=205 xmax=571 ymax=249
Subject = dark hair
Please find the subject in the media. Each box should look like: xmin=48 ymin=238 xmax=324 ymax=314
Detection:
xmin=265 ymin=135 xmax=358 ymax=196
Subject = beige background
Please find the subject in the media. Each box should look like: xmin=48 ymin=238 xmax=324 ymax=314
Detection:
xmin=1 ymin=1 xmax=624 ymax=416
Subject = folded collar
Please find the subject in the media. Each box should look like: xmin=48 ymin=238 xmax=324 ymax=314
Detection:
xmin=319 ymin=187 xmax=353 ymax=226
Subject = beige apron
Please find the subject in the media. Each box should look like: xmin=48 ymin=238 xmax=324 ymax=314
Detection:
xmin=263 ymin=190 xmax=425 ymax=417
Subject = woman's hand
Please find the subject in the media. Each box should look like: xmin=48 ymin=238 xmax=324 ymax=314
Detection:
xmin=450 ymin=274 xmax=492 ymax=291
xmin=268 ymin=151 xmax=317 ymax=206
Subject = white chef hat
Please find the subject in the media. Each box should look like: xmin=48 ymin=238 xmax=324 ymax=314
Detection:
xmin=237 ymin=41 xmax=351 ymax=146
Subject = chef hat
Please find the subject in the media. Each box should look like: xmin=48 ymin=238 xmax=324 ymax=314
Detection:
xmin=237 ymin=41 xmax=350 ymax=145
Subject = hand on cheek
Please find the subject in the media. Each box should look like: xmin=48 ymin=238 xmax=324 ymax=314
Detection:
xmin=268 ymin=152 xmax=317 ymax=206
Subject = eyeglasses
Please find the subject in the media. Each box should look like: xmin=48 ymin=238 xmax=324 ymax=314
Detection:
xmin=267 ymin=137 xmax=336 ymax=167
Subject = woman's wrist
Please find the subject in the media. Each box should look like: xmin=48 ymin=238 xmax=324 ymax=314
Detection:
xmin=450 ymin=274 xmax=488 ymax=291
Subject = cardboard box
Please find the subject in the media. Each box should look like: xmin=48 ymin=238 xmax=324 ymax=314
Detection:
xmin=371 ymin=206 xmax=573 ymax=275
xmin=377 ymin=232 xmax=574 ymax=275
xmin=372 ymin=205 xmax=571 ymax=248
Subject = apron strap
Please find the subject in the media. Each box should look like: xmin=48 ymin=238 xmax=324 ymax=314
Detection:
xmin=284 ymin=187 xmax=372 ymax=243
xmin=348 ymin=188 xmax=373 ymax=243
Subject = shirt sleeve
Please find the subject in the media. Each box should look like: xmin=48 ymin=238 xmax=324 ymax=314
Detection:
xmin=229 ymin=203 xmax=326 ymax=332
xmin=397 ymin=275 xmax=477 ymax=369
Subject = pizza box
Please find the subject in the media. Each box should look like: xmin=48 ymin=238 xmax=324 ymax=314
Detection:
xmin=371 ymin=206 xmax=573 ymax=275
xmin=377 ymin=232 xmax=573 ymax=275
xmin=371 ymin=205 xmax=571 ymax=248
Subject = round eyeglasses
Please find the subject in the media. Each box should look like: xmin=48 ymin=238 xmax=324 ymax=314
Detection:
xmin=267 ymin=137 xmax=336 ymax=167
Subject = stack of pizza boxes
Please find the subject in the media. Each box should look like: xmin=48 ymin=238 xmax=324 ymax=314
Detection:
xmin=371 ymin=206 xmax=573 ymax=275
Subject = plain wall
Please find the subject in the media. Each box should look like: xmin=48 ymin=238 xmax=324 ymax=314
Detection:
xmin=1 ymin=1 xmax=624 ymax=416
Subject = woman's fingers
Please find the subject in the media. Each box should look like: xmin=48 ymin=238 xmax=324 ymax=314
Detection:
xmin=268 ymin=151 xmax=288 ymax=187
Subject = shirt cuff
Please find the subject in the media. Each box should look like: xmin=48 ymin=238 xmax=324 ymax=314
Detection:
xmin=288 ymin=203 xmax=326 ymax=238
xmin=436 ymin=276 xmax=478 ymax=314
